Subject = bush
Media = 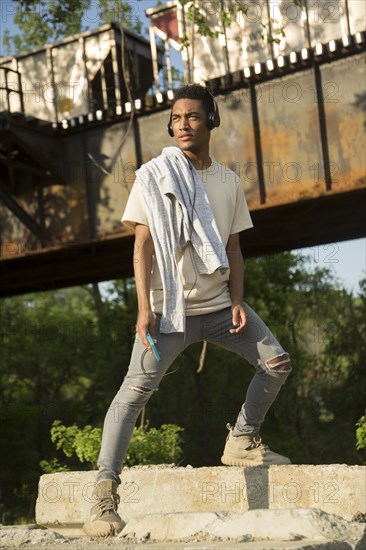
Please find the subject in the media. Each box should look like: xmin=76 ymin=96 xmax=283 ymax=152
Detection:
xmin=125 ymin=422 xmax=184 ymax=466
xmin=356 ymin=415 xmax=366 ymax=451
xmin=40 ymin=420 xmax=184 ymax=472
xmin=39 ymin=457 xmax=70 ymax=474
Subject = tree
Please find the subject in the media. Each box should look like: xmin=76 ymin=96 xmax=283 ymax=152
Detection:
xmin=3 ymin=0 xmax=302 ymax=60
xmin=0 ymin=281 xmax=136 ymax=523
xmin=1 ymin=259 xmax=365 ymax=524
xmin=2 ymin=0 xmax=143 ymax=55
xmin=178 ymin=0 xmax=303 ymax=50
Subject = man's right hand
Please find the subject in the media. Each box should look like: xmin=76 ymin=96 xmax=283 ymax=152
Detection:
xmin=135 ymin=310 xmax=156 ymax=354
xmin=133 ymin=223 xmax=156 ymax=354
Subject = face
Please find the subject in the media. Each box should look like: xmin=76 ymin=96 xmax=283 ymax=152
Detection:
xmin=170 ymin=98 xmax=210 ymax=154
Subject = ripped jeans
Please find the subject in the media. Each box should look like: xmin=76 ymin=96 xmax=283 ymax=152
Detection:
xmin=96 ymin=303 xmax=291 ymax=484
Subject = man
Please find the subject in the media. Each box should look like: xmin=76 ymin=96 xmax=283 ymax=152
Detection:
xmin=83 ymin=84 xmax=292 ymax=537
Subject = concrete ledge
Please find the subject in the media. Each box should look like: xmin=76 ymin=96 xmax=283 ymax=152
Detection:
xmin=35 ymin=465 xmax=366 ymax=536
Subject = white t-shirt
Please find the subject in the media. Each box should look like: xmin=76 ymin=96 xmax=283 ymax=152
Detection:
xmin=121 ymin=159 xmax=253 ymax=315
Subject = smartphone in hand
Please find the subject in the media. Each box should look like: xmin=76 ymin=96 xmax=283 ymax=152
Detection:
xmin=146 ymin=332 xmax=161 ymax=362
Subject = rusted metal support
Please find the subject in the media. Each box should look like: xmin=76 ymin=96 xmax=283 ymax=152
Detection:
xmin=344 ymin=0 xmax=351 ymax=36
xmin=164 ymin=40 xmax=173 ymax=89
xmin=0 ymin=67 xmax=22 ymax=113
xmin=149 ymin=24 xmax=160 ymax=90
xmin=133 ymin=116 xmax=142 ymax=169
xmin=265 ymin=0 xmax=275 ymax=59
xmin=303 ymin=0 xmax=312 ymax=49
xmin=313 ymin=63 xmax=332 ymax=191
xmin=181 ymin=4 xmax=191 ymax=83
xmin=5 ymin=141 xmax=16 ymax=193
xmin=0 ymin=151 xmax=57 ymax=180
xmin=36 ymin=184 xmax=47 ymax=247
xmin=16 ymin=60 xmax=24 ymax=114
xmin=81 ymin=37 xmax=93 ymax=113
xmin=0 ymin=182 xmax=44 ymax=240
xmin=46 ymin=46 xmax=59 ymax=123
xmin=220 ymin=0 xmax=231 ymax=77
xmin=80 ymin=127 xmax=97 ymax=239
xmin=110 ymin=34 xmax=122 ymax=109
xmin=98 ymin=35 xmax=109 ymax=111
xmin=249 ymin=82 xmax=266 ymax=205
xmin=4 ymin=71 xmax=10 ymax=112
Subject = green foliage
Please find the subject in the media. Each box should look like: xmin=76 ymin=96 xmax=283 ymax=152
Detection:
xmin=49 ymin=420 xmax=102 ymax=468
xmin=39 ymin=457 xmax=70 ymax=474
xmin=0 ymin=281 xmax=136 ymax=523
xmin=184 ymin=2 xmax=219 ymax=41
xmin=98 ymin=0 xmax=143 ymax=33
xmin=3 ymin=0 xmax=143 ymax=54
xmin=356 ymin=415 xmax=366 ymax=451
xmin=170 ymin=67 xmax=185 ymax=88
xmin=2 ymin=0 xmax=305 ymax=63
xmin=178 ymin=0 xmax=294 ymax=50
xmin=39 ymin=419 xmax=184 ymax=473
xmin=125 ymin=422 xmax=184 ymax=466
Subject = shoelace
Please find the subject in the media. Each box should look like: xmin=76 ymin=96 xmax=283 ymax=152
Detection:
xmin=97 ymin=492 xmax=120 ymax=515
xmin=248 ymin=435 xmax=265 ymax=450
xmin=226 ymin=423 xmax=268 ymax=451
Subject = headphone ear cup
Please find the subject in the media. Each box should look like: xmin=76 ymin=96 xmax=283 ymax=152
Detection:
xmin=207 ymin=99 xmax=220 ymax=130
xmin=212 ymin=99 xmax=220 ymax=128
xmin=167 ymin=112 xmax=174 ymax=137
xmin=207 ymin=112 xmax=215 ymax=130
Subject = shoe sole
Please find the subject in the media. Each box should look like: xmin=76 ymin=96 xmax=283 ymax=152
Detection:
xmin=221 ymin=454 xmax=291 ymax=466
xmin=83 ymin=521 xmax=124 ymax=537
xmin=221 ymin=454 xmax=265 ymax=466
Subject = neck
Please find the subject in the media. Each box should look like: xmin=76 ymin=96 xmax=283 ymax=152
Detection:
xmin=183 ymin=149 xmax=212 ymax=170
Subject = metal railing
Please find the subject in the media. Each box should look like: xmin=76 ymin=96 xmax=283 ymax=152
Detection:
xmin=0 ymin=67 xmax=24 ymax=114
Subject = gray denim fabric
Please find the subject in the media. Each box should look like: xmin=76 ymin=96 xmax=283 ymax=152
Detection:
xmin=96 ymin=303 xmax=291 ymax=485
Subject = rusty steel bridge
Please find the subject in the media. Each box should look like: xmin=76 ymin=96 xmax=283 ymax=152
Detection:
xmin=0 ymin=23 xmax=365 ymax=297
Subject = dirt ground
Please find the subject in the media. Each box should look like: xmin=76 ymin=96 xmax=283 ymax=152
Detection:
xmin=0 ymin=525 xmax=347 ymax=550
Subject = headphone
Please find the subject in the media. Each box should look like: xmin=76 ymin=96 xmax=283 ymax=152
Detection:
xmin=167 ymin=90 xmax=220 ymax=137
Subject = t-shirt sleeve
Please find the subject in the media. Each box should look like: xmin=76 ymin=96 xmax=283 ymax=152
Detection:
xmin=230 ymin=177 xmax=254 ymax=234
xmin=121 ymin=178 xmax=149 ymax=229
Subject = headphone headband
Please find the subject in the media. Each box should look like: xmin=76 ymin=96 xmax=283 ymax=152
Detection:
xmin=167 ymin=90 xmax=220 ymax=137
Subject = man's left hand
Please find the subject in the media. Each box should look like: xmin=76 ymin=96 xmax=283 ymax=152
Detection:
xmin=229 ymin=302 xmax=247 ymax=333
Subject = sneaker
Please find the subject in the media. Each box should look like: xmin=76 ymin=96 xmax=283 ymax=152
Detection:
xmin=83 ymin=480 xmax=125 ymax=537
xmin=221 ymin=423 xmax=291 ymax=466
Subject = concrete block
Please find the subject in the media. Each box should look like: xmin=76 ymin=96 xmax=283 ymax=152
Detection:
xmin=119 ymin=509 xmax=366 ymax=544
xmin=35 ymin=465 xmax=366 ymax=536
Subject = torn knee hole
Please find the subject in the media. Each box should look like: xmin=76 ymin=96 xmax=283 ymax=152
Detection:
xmin=129 ymin=385 xmax=152 ymax=395
xmin=265 ymin=353 xmax=291 ymax=373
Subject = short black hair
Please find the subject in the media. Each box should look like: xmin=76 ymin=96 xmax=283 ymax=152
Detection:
xmin=172 ymin=84 xmax=214 ymax=115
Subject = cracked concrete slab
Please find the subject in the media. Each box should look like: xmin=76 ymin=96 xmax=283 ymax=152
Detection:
xmin=118 ymin=508 xmax=366 ymax=546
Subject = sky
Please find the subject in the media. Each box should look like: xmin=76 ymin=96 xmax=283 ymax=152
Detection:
xmin=293 ymin=238 xmax=365 ymax=295
xmin=1 ymin=0 xmax=365 ymax=295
